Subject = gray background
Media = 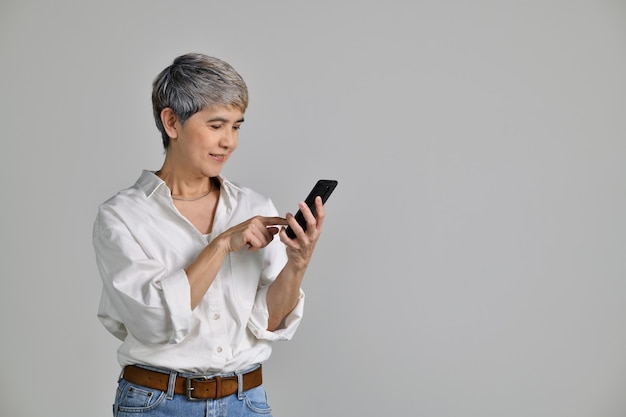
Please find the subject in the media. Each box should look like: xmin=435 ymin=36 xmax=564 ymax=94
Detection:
xmin=1 ymin=1 xmax=625 ymax=416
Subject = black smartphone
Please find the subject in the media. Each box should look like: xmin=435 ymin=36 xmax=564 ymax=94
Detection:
xmin=286 ymin=179 xmax=338 ymax=239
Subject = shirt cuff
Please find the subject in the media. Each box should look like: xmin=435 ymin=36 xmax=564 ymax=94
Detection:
xmin=158 ymin=269 xmax=193 ymax=343
xmin=247 ymin=287 xmax=305 ymax=341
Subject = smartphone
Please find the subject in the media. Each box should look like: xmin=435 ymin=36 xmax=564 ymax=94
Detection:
xmin=285 ymin=179 xmax=338 ymax=239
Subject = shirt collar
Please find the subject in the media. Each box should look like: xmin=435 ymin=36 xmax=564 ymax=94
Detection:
xmin=134 ymin=169 xmax=245 ymax=209
xmin=135 ymin=170 xmax=167 ymax=199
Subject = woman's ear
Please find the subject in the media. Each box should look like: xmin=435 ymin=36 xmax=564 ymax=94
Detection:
xmin=160 ymin=108 xmax=179 ymax=140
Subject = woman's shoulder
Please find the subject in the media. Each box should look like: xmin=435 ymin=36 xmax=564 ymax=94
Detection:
xmin=221 ymin=178 xmax=269 ymax=201
xmin=221 ymin=178 xmax=277 ymax=214
xmin=97 ymin=171 xmax=163 ymax=214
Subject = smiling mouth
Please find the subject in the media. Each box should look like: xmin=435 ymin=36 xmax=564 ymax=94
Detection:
xmin=210 ymin=154 xmax=227 ymax=162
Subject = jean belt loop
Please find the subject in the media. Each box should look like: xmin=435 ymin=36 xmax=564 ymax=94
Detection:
xmin=166 ymin=370 xmax=177 ymax=400
xmin=237 ymin=370 xmax=245 ymax=400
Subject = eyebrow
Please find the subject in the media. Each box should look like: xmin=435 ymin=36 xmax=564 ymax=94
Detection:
xmin=207 ymin=117 xmax=245 ymax=123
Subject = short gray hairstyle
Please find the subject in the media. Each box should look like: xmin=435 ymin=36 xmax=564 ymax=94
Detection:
xmin=151 ymin=53 xmax=249 ymax=149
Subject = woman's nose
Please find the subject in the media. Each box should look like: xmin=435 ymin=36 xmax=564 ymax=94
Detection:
xmin=220 ymin=128 xmax=236 ymax=149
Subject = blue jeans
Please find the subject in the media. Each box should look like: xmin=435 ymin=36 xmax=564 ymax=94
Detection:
xmin=112 ymin=365 xmax=272 ymax=417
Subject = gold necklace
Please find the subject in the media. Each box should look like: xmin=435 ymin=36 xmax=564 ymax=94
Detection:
xmin=171 ymin=180 xmax=214 ymax=201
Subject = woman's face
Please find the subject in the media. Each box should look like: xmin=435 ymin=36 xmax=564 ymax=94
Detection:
xmin=170 ymin=105 xmax=244 ymax=178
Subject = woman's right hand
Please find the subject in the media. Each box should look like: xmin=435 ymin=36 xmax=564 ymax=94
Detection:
xmin=219 ymin=216 xmax=288 ymax=253
xmin=186 ymin=215 xmax=288 ymax=309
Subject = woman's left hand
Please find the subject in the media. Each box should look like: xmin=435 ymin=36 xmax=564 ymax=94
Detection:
xmin=279 ymin=196 xmax=325 ymax=269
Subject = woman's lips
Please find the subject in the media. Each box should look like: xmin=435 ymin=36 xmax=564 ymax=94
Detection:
xmin=210 ymin=153 xmax=227 ymax=162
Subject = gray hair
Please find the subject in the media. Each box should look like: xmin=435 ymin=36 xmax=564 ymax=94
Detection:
xmin=151 ymin=53 xmax=249 ymax=149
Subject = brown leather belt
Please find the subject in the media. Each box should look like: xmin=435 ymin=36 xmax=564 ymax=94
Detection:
xmin=122 ymin=365 xmax=262 ymax=400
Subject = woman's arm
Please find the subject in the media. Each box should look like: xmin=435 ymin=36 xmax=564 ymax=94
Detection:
xmin=186 ymin=215 xmax=288 ymax=309
xmin=266 ymin=196 xmax=325 ymax=331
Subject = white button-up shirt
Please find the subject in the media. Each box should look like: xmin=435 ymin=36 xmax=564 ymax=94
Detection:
xmin=93 ymin=170 xmax=304 ymax=374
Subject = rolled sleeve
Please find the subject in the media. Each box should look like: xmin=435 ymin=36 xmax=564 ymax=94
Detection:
xmin=247 ymin=287 xmax=305 ymax=341
xmin=157 ymin=270 xmax=193 ymax=343
xmin=94 ymin=221 xmax=193 ymax=345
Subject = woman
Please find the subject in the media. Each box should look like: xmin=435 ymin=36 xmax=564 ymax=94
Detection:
xmin=93 ymin=53 xmax=325 ymax=417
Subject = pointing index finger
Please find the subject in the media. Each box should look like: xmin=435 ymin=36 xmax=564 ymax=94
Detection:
xmin=260 ymin=216 xmax=288 ymax=227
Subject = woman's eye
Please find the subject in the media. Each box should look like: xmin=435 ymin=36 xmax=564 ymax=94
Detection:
xmin=233 ymin=125 xmax=242 ymax=131
xmin=210 ymin=125 xmax=222 ymax=130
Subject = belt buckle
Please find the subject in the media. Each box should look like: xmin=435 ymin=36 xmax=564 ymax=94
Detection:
xmin=185 ymin=375 xmax=221 ymax=400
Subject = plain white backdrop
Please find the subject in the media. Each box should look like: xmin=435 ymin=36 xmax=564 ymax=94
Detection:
xmin=1 ymin=1 xmax=625 ymax=416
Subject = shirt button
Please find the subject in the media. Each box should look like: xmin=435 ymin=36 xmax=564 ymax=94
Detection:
xmin=213 ymin=313 xmax=220 ymax=320
xmin=217 ymin=347 xmax=223 ymax=353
